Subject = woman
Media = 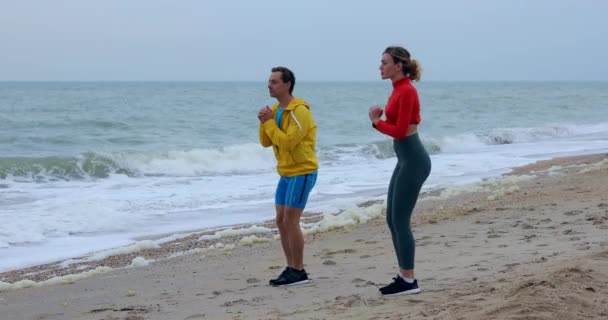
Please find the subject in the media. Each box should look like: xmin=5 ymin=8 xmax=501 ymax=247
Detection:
xmin=368 ymin=46 xmax=431 ymax=296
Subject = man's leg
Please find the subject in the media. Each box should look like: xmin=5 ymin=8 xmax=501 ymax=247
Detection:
xmin=282 ymin=206 xmax=304 ymax=270
xmin=275 ymin=204 xmax=293 ymax=267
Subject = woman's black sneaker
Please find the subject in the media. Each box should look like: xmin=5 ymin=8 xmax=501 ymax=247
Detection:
xmin=379 ymin=276 xmax=421 ymax=296
xmin=270 ymin=268 xmax=309 ymax=286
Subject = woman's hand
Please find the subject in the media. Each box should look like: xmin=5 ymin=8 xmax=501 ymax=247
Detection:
xmin=368 ymin=105 xmax=383 ymax=125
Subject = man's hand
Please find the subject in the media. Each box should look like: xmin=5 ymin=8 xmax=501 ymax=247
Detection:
xmin=258 ymin=106 xmax=273 ymax=123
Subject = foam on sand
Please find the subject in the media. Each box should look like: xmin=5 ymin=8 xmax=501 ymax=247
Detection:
xmin=239 ymin=235 xmax=272 ymax=246
xmin=0 ymin=266 xmax=112 ymax=292
xmin=423 ymin=174 xmax=535 ymax=201
xmin=579 ymin=158 xmax=608 ymax=174
xmin=129 ymin=257 xmax=151 ymax=268
xmin=303 ymin=203 xmax=385 ymax=235
xmin=198 ymin=225 xmax=273 ymax=241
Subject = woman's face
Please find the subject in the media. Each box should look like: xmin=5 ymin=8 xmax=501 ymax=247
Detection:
xmin=380 ymin=53 xmax=402 ymax=80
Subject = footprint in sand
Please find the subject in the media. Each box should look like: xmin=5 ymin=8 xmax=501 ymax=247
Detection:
xmin=246 ymin=278 xmax=260 ymax=284
xmin=404 ymin=299 xmax=425 ymax=303
xmin=563 ymin=210 xmax=583 ymax=216
xmin=562 ymin=229 xmax=583 ymax=235
xmin=334 ymin=294 xmax=369 ymax=307
xmin=586 ymin=214 xmax=607 ymax=224
xmin=250 ymin=295 xmax=272 ymax=304
xmin=207 ymin=290 xmax=223 ymax=299
xmin=184 ymin=314 xmax=206 ymax=320
xmin=504 ymin=262 xmax=521 ymax=270
xmin=221 ymin=299 xmax=249 ymax=307
xmin=89 ymin=306 xmax=150 ymax=320
xmin=322 ymin=248 xmax=357 ymax=259
xmin=351 ymin=278 xmax=375 ymax=287
xmin=323 ymin=260 xmax=337 ymax=265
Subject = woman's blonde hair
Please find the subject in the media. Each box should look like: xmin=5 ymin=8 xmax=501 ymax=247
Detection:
xmin=384 ymin=46 xmax=422 ymax=82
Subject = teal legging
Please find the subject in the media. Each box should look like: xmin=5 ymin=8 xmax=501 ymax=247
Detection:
xmin=386 ymin=133 xmax=431 ymax=270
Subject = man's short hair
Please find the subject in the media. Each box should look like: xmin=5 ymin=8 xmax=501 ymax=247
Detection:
xmin=271 ymin=66 xmax=295 ymax=94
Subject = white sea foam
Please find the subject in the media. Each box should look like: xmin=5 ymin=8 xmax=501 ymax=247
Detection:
xmin=0 ymin=266 xmax=113 ymax=292
xmin=198 ymin=225 xmax=273 ymax=241
xmin=129 ymin=257 xmax=151 ymax=268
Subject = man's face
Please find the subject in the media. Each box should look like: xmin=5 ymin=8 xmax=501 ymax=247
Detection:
xmin=268 ymin=72 xmax=290 ymax=98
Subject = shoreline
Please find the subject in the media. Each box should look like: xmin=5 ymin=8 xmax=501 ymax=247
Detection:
xmin=1 ymin=151 xmax=606 ymax=279
xmin=1 ymin=152 xmax=607 ymax=319
xmin=1 ymin=153 xmax=606 ymax=285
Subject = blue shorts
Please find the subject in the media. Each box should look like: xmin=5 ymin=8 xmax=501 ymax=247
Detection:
xmin=275 ymin=171 xmax=318 ymax=209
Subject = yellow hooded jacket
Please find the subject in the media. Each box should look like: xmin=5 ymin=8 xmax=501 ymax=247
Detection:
xmin=259 ymin=97 xmax=319 ymax=177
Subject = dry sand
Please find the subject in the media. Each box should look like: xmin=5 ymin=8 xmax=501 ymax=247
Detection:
xmin=1 ymin=153 xmax=607 ymax=320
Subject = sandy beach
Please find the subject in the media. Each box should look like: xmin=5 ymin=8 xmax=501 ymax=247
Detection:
xmin=1 ymin=153 xmax=607 ymax=320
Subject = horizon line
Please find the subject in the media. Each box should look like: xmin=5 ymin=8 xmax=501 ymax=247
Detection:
xmin=1 ymin=79 xmax=607 ymax=83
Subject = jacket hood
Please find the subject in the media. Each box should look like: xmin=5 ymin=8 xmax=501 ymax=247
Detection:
xmin=272 ymin=97 xmax=310 ymax=111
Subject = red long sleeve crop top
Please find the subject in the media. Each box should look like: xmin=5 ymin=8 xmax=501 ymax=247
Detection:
xmin=374 ymin=78 xmax=421 ymax=140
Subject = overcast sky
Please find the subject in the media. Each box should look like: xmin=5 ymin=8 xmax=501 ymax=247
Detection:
xmin=1 ymin=0 xmax=606 ymax=81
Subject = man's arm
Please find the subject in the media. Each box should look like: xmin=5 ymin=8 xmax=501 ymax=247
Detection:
xmin=262 ymin=106 xmax=310 ymax=151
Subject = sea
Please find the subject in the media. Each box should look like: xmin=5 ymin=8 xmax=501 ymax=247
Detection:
xmin=1 ymin=81 xmax=607 ymax=272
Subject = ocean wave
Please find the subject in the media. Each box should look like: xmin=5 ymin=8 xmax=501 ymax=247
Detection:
xmin=0 ymin=143 xmax=276 ymax=181
xmin=2 ymin=122 xmax=606 ymax=181
xmin=317 ymin=140 xmax=396 ymax=162
xmin=428 ymin=122 xmax=608 ymax=153
xmin=0 ymin=154 xmax=122 ymax=181
xmin=484 ymin=126 xmax=574 ymax=145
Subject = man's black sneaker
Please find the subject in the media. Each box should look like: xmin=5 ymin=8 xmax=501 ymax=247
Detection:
xmin=269 ymin=267 xmax=291 ymax=286
xmin=379 ymin=276 xmax=421 ymax=296
xmin=270 ymin=268 xmax=309 ymax=286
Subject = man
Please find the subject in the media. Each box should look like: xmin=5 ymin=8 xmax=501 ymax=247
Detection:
xmin=258 ymin=66 xmax=319 ymax=286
